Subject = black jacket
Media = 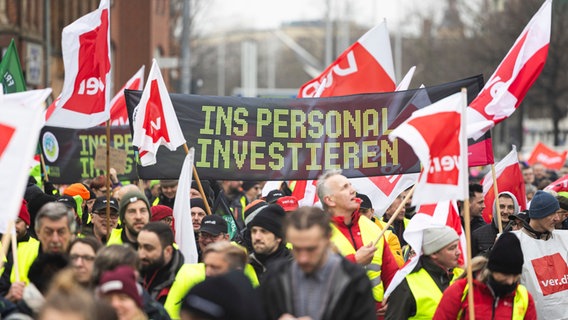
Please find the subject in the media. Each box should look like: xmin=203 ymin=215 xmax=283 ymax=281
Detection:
xmin=471 ymin=220 xmax=499 ymax=257
xmin=249 ymin=244 xmax=293 ymax=283
xmin=260 ymin=253 xmax=375 ymax=320
xmin=141 ymin=249 xmax=185 ymax=305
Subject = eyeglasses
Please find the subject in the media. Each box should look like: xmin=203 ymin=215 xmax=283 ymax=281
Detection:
xmin=70 ymin=254 xmax=96 ymax=262
xmin=92 ymin=211 xmax=119 ymax=219
xmin=200 ymin=232 xmax=223 ymax=240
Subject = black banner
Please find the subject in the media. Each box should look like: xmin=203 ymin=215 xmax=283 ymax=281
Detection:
xmin=125 ymin=75 xmax=484 ymax=181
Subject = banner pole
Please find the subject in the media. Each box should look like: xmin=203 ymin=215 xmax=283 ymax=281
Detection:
xmin=105 ymin=120 xmax=112 ymax=237
xmin=183 ymin=144 xmax=212 ymax=215
xmin=38 ymin=144 xmax=49 ymax=183
xmin=373 ymin=184 xmax=416 ymax=247
xmin=0 ymin=221 xmax=14 ymax=273
xmin=491 ymin=164 xmax=503 ymax=233
xmin=10 ymin=227 xmax=19 ymax=282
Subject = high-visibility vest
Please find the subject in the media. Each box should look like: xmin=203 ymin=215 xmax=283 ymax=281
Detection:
xmin=406 ymin=267 xmax=463 ymax=320
xmin=0 ymin=238 xmax=40 ymax=285
xmin=106 ymin=228 xmax=123 ymax=246
xmin=164 ymin=262 xmax=259 ymax=320
xmin=331 ymin=217 xmax=385 ymax=302
xmin=457 ymin=283 xmax=529 ymax=320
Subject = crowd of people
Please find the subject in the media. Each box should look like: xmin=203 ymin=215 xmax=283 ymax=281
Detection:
xmin=1 ymin=160 xmax=567 ymax=319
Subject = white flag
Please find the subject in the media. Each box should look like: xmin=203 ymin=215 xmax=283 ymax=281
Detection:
xmin=173 ymin=148 xmax=198 ymax=263
xmin=46 ymin=0 xmax=111 ymax=128
xmin=0 ymin=89 xmax=52 ymax=233
xmin=132 ymin=59 xmax=186 ymax=166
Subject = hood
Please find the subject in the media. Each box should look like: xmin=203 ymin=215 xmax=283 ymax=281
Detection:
xmin=492 ymin=191 xmax=519 ymax=227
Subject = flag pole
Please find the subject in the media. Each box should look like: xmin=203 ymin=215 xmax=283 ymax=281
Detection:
xmin=0 ymin=221 xmax=14 ymax=272
xmin=461 ymin=88 xmax=475 ymax=319
xmin=105 ymin=120 xmax=112 ymax=237
xmin=182 ymin=143 xmax=211 ymax=215
xmin=491 ymin=164 xmax=503 ymax=233
xmin=10 ymin=227 xmax=19 ymax=282
xmin=373 ymin=184 xmax=416 ymax=247
xmin=39 ymin=147 xmax=49 ymax=183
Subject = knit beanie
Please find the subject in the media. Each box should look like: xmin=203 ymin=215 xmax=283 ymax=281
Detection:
xmin=119 ymin=190 xmax=150 ymax=221
xmin=248 ymin=204 xmax=285 ymax=239
xmin=151 ymin=205 xmax=173 ymax=222
xmin=243 ymin=199 xmax=268 ymax=225
xmin=191 ymin=198 xmax=208 ymax=213
xmin=98 ymin=265 xmax=143 ymax=308
xmin=19 ymin=200 xmax=30 ymax=225
xmin=487 ymin=232 xmax=524 ymax=275
xmin=63 ymin=183 xmax=94 ymax=201
xmin=422 ymin=226 xmax=459 ymax=255
xmin=242 ymin=181 xmax=259 ymax=192
xmin=529 ymin=190 xmax=560 ymax=219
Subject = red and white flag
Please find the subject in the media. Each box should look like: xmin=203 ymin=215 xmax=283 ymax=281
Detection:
xmin=527 ymin=141 xmax=567 ymax=170
xmin=172 ymin=148 xmax=198 ymax=263
xmin=298 ymin=20 xmax=396 ymax=98
xmin=545 ymin=174 xmax=568 ymax=193
xmin=46 ymin=0 xmax=111 ymax=128
xmin=467 ymin=0 xmax=551 ymax=139
xmin=389 ymin=92 xmax=468 ymax=206
xmin=351 ymin=173 xmax=418 ymax=216
xmin=0 ymin=89 xmax=52 ymax=233
xmin=481 ymin=145 xmax=527 ymax=222
xmin=132 ymin=59 xmax=186 ymax=166
xmin=384 ymin=200 xmax=466 ymax=297
xmin=107 ymin=66 xmax=145 ymax=126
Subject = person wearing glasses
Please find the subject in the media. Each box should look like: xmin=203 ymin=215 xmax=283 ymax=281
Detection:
xmin=68 ymin=236 xmax=102 ymax=287
xmin=82 ymin=196 xmax=121 ymax=244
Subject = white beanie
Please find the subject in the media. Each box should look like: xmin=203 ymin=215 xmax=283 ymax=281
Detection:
xmin=422 ymin=226 xmax=459 ymax=255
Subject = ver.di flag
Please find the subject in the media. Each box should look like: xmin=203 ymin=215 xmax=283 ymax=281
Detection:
xmin=46 ymin=0 xmax=111 ymax=128
xmin=389 ymin=92 xmax=468 ymax=206
xmin=527 ymin=141 xmax=567 ymax=171
xmin=132 ymin=59 xmax=186 ymax=166
xmin=0 ymin=39 xmax=26 ymax=93
xmin=467 ymin=0 xmax=551 ymax=140
xmin=172 ymin=148 xmax=198 ymax=263
xmin=481 ymin=145 xmax=527 ymax=223
xmin=0 ymin=89 xmax=52 ymax=233
xmin=107 ymin=66 xmax=145 ymax=126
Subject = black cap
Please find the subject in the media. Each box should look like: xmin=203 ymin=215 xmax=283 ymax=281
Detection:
xmin=200 ymin=215 xmax=228 ymax=236
xmin=57 ymin=195 xmax=77 ymax=212
xmin=264 ymin=190 xmax=284 ymax=203
xmin=356 ymin=193 xmax=373 ymax=209
xmin=92 ymin=196 xmax=119 ymax=213
xmin=487 ymin=232 xmax=524 ymax=275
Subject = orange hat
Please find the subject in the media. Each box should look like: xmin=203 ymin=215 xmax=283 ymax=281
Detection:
xmin=64 ymin=183 xmax=93 ymax=201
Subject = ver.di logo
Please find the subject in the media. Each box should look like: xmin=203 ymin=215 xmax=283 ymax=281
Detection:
xmin=42 ymin=131 xmax=59 ymax=162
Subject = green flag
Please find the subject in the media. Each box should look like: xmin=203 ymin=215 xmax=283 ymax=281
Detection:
xmin=0 ymin=39 xmax=26 ymax=93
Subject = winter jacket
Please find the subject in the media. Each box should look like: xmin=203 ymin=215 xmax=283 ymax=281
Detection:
xmin=249 ymin=243 xmax=293 ymax=283
xmin=141 ymin=249 xmax=185 ymax=304
xmin=433 ymin=278 xmax=537 ymax=320
xmin=260 ymin=254 xmax=376 ymax=320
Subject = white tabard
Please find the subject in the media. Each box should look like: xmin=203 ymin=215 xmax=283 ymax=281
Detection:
xmin=513 ymin=229 xmax=568 ymax=320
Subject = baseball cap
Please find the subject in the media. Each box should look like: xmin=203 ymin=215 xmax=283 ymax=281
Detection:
xmin=276 ymin=196 xmax=299 ymax=212
xmin=92 ymin=196 xmax=119 ymax=213
xmin=356 ymin=193 xmax=373 ymax=210
xmin=264 ymin=190 xmax=284 ymax=203
xmin=200 ymin=215 xmax=228 ymax=236
xmin=57 ymin=195 xmax=77 ymax=212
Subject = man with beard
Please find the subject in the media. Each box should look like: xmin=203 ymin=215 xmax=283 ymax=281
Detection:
xmin=247 ymin=204 xmax=292 ymax=283
xmin=137 ymin=222 xmax=185 ymax=305
xmin=82 ymin=196 xmax=120 ymax=244
xmin=107 ymin=190 xmax=150 ymax=249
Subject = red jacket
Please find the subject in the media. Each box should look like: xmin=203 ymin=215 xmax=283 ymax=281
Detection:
xmin=331 ymin=210 xmax=399 ymax=290
xmin=433 ymin=278 xmax=537 ymax=320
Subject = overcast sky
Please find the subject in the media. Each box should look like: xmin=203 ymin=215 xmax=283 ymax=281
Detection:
xmin=196 ymin=0 xmax=441 ymax=35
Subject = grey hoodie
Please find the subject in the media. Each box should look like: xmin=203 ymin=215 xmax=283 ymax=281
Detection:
xmin=491 ymin=191 xmax=520 ymax=227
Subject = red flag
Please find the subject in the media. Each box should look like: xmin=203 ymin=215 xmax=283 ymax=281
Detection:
xmin=468 ymin=0 xmax=551 ymax=139
xmin=544 ymin=174 xmax=568 ymax=193
xmin=132 ymin=59 xmax=186 ymax=167
xmin=384 ymin=200 xmax=466 ymax=297
xmin=389 ymin=92 xmax=468 ymax=206
xmin=481 ymin=145 xmax=527 ymax=222
xmin=107 ymin=66 xmax=145 ymax=126
xmin=527 ymin=142 xmax=567 ymax=170
xmin=298 ymin=21 xmax=395 ymax=98
xmin=46 ymin=0 xmax=111 ymax=128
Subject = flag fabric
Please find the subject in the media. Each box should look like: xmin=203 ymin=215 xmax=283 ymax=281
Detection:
xmin=132 ymin=59 xmax=186 ymax=166
xmin=107 ymin=66 xmax=145 ymax=126
xmin=481 ymin=145 xmax=527 ymax=222
xmin=544 ymin=174 xmax=568 ymax=193
xmin=527 ymin=141 xmax=567 ymax=170
xmin=389 ymin=92 xmax=468 ymax=206
xmin=384 ymin=200 xmax=466 ymax=298
xmin=395 ymin=66 xmax=416 ymax=91
xmin=0 ymin=89 xmax=52 ymax=233
xmin=172 ymin=148 xmax=199 ymax=263
xmin=0 ymin=39 xmax=26 ymax=93
xmin=46 ymin=0 xmax=111 ymax=128
xmin=351 ymin=173 xmax=418 ymax=216
xmin=298 ymin=21 xmax=396 ymax=98
xmin=467 ymin=0 xmax=551 ymax=140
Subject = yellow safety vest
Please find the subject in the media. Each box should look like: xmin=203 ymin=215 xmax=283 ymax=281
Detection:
xmin=330 ymin=217 xmax=385 ymax=302
xmin=406 ymin=267 xmax=463 ymax=320
xmin=457 ymin=283 xmax=529 ymax=319
xmin=106 ymin=228 xmax=123 ymax=246
xmin=164 ymin=262 xmax=259 ymax=320
xmin=0 ymin=238 xmax=40 ymax=285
